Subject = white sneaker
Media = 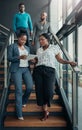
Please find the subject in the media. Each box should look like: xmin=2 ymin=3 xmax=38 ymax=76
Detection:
xmin=18 ymin=117 xmax=24 ymax=120
xmin=22 ymin=104 xmax=26 ymax=107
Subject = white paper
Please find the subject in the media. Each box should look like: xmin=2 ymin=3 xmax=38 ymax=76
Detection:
xmin=27 ymin=54 xmax=37 ymax=60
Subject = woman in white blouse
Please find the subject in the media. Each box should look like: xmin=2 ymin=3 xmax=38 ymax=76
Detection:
xmin=7 ymin=32 xmax=33 ymax=120
xmin=32 ymin=33 xmax=77 ymax=121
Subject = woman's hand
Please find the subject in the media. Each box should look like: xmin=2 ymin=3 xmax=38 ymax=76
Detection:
xmin=19 ymin=55 xmax=27 ymax=60
xmin=56 ymin=53 xmax=77 ymax=67
xmin=69 ymin=61 xmax=77 ymax=66
xmin=30 ymin=57 xmax=38 ymax=64
xmin=30 ymin=59 xmax=36 ymax=63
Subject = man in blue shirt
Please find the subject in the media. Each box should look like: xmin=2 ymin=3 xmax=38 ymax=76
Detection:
xmin=13 ymin=2 xmax=33 ymax=46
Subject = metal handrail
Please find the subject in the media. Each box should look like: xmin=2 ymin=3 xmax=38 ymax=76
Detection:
xmin=65 ymin=0 xmax=82 ymax=23
xmin=0 ymin=32 xmax=10 ymax=64
xmin=0 ymin=30 xmax=8 ymax=36
xmin=51 ymin=32 xmax=79 ymax=130
xmin=0 ymin=24 xmax=10 ymax=32
xmin=51 ymin=32 xmax=80 ymax=73
xmin=0 ymin=26 xmax=14 ymax=127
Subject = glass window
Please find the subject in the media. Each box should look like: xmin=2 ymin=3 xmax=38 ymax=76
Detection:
xmin=58 ymin=0 xmax=62 ymax=29
xmin=78 ymin=26 xmax=82 ymax=65
xmin=68 ymin=34 xmax=73 ymax=59
xmin=75 ymin=0 xmax=81 ymax=6
xmin=67 ymin=0 xmax=73 ymax=16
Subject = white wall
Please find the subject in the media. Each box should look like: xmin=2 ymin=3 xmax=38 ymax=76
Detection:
xmin=50 ymin=0 xmax=59 ymax=34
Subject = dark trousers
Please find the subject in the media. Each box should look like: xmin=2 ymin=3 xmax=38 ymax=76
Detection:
xmin=33 ymin=65 xmax=55 ymax=107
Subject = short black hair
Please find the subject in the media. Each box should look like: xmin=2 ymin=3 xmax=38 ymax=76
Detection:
xmin=19 ymin=2 xmax=25 ymax=8
xmin=17 ymin=30 xmax=27 ymax=38
xmin=39 ymin=33 xmax=50 ymax=41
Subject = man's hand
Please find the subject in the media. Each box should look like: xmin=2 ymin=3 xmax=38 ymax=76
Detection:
xmin=30 ymin=31 xmax=33 ymax=36
xmin=31 ymin=42 xmax=35 ymax=46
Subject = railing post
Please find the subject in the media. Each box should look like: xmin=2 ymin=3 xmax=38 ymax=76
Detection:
xmin=4 ymin=48 xmax=7 ymax=88
xmin=11 ymin=32 xmax=14 ymax=44
xmin=72 ymin=71 xmax=78 ymax=130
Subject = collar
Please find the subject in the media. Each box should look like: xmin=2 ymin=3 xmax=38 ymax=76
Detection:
xmin=19 ymin=11 xmax=25 ymax=14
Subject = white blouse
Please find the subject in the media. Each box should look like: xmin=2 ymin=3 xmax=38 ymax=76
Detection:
xmin=18 ymin=48 xmax=29 ymax=67
xmin=36 ymin=44 xmax=60 ymax=69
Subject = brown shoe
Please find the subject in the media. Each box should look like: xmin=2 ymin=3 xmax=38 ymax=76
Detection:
xmin=40 ymin=111 xmax=49 ymax=121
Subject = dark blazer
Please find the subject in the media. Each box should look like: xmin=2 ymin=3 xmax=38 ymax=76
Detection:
xmin=7 ymin=43 xmax=30 ymax=72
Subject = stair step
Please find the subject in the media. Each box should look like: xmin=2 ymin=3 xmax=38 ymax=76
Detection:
xmin=0 ymin=85 xmax=3 ymax=89
xmin=0 ymin=78 xmax=4 ymax=81
xmin=0 ymin=71 xmax=4 ymax=74
xmin=10 ymin=84 xmax=26 ymax=90
xmin=8 ymin=93 xmax=59 ymax=100
xmin=6 ymin=103 xmax=63 ymax=112
xmin=8 ymin=93 xmax=36 ymax=100
xmin=0 ymin=93 xmax=1 ymax=95
xmin=9 ymin=84 xmax=35 ymax=91
xmin=0 ymin=65 xmax=4 ymax=68
xmin=4 ymin=115 xmax=67 ymax=127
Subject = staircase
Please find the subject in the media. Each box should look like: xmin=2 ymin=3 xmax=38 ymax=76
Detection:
xmin=0 ymin=32 xmax=8 ymax=99
xmin=1 ymin=80 xmax=72 ymax=130
xmin=0 ymin=31 xmax=72 ymax=130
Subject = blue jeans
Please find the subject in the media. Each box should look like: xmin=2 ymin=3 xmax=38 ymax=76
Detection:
xmin=11 ymin=67 xmax=33 ymax=117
